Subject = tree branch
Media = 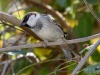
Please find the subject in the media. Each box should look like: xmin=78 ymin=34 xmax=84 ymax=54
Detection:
xmin=0 ymin=33 xmax=100 ymax=52
xmin=24 ymin=0 xmax=76 ymax=38
xmin=71 ymin=39 xmax=100 ymax=75
xmin=83 ymin=0 xmax=100 ymax=23
xmin=0 ymin=11 xmax=41 ymax=40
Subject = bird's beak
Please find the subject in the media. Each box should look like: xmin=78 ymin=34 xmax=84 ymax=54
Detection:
xmin=20 ymin=22 xmax=26 ymax=27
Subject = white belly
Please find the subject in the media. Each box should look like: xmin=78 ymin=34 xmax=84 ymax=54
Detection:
xmin=32 ymin=25 xmax=64 ymax=41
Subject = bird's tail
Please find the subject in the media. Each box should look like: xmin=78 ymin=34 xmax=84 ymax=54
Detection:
xmin=60 ymin=44 xmax=80 ymax=61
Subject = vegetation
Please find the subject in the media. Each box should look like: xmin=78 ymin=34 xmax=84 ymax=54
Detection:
xmin=0 ymin=0 xmax=100 ymax=75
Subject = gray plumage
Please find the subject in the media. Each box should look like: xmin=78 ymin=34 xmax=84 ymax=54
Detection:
xmin=21 ymin=12 xmax=64 ymax=41
xmin=20 ymin=12 xmax=73 ymax=60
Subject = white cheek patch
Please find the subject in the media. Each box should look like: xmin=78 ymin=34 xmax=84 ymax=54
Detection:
xmin=27 ymin=14 xmax=40 ymax=27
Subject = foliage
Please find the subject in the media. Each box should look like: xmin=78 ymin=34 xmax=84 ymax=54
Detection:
xmin=0 ymin=0 xmax=100 ymax=75
xmin=84 ymin=62 xmax=100 ymax=75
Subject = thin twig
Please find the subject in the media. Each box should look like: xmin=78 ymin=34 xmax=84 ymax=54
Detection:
xmin=83 ymin=0 xmax=100 ymax=23
xmin=11 ymin=64 xmax=15 ymax=75
xmin=8 ymin=6 xmax=32 ymax=14
xmin=71 ymin=0 xmax=100 ymax=74
xmin=0 ymin=27 xmax=10 ymax=35
xmin=0 ymin=11 xmax=42 ymax=40
xmin=0 ymin=11 xmax=20 ymax=25
xmin=0 ymin=58 xmax=66 ymax=75
xmin=1 ymin=60 xmax=11 ymax=75
xmin=13 ymin=0 xmax=21 ymax=20
xmin=24 ymin=0 xmax=76 ymax=39
xmin=0 ymin=22 xmax=24 ymax=32
xmin=11 ymin=33 xmax=27 ymax=46
xmin=48 ymin=61 xmax=76 ymax=75
xmin=0 ymin=33 xmax=100 ymax=52
xmin=16 ymin=58 xmax=66 ymax=75
xmin=71 ymin=39 xmax=100 ymax=75
xmin=1 ymin=64 xmax=9 ymax=75
xmin=54 ymin=61 xmax=73 ymax=75
xmin=2 ymin=23 xmax=6 ymax=47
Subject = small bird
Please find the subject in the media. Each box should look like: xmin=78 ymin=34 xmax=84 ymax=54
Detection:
xmin=20 ymin=12 xmax=76 ymax=60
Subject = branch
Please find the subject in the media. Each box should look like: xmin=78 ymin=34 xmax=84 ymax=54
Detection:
xmin=71 ymin=1 xmax=100 ymax=74
xmin=1 ymin=62 xmax=9 ymax=75
xmin=0 ymin=11 xmax=41 ymax=40
xmin=8 ymin=6 xmax=33 ymax=14
xmin=0 ymin=10 xmax=100 ymax=53
xmin=83 ymin=0 xmax=100 ymax=23
xmin=0 ymin=33 xmax=100 ymax=52
xmin=24 ymin=0 xmax=76 ymax=38
xmin=71 ymin=39 xmax=100 ymax=75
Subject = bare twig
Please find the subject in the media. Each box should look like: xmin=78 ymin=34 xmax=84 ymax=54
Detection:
xmin=16 ymin=58 xmax=67 ymax=75
xmin=1 ymin=60 xmax=11 ymax=75
xmin=71 ymin=39 xmax=100 ymax=75
xmin=48 ymin=61 xmax=76 ymax=75
xmin=0 ymin=22 xmax=24 ymax=32
xmin=83 ymin=0 xmax=100 ymax=23
xmin=0 ymin=57 xmax=66 ymax=75
xmin=8 ymin=6 xmax=32 ymax=14
xmin=13 ymin=0 xmax=21 ymax=20
xmin=0 ymin=33 xmax=100 ymax=52
xmin=0 ymin=55 xmax=36 ymax=66
xmin=0 ymin=11 xmax=20 ymax=25
xmin=0 ymin=11 xmax=41 ymax=40
xmin=11 ymin=33 xmax=27 ymax=46
xmin=24 ymin=0 xmax=76 ymax=38
xmin=2 ymin=64 xmax=9 ymax=75
xmin=0 ymin=10 xmax=100 ymax=52
xmin=2 ymin=24 xmax=6 ymax=47
xmin=0 ymin=10 xmax=79 ymax=52
xmin=71 ymin=0 xmax=100 ymax=74
xmin=0 ymin=28 xmax=10 ymax=34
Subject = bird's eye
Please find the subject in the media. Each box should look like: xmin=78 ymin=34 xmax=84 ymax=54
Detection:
xmin=34 ymin=13 xmax=36 ymax=17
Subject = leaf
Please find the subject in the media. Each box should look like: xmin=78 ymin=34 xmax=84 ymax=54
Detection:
xmin=74 ymin=12 xmax=94 ymax=38
xmin=57 ymin=0 xmax=67 ymax=7
xmin=14 ymin=58 xmax=33 ymax=74
xmin=91 ymin=50 xmax=100 ymax=62
xmin=0 ymin=40 xmax=3 ymax=48
xmin=39 ymin=68 xmax=50 ymax=75
xmin=0 ymin=0 xmax=12 ymax=11
xmin=87 ymin=0 xmax=100 ymax=4
xmin=83 ymin=62 xmax=100 ymax=75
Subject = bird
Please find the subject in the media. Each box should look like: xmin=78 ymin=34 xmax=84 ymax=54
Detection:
xmin=20 ymin=12 xmax=79 ymax=60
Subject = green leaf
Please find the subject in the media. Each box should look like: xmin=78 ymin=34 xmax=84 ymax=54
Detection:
xmin=14 ymin=58 xmax=33 ymax=74
xmin=84 ymin=62 xmax=100 ymax=75
xmin=39 ymin=68 xmax=50 ymax=75
xmin=57 ymin=0 xmax=67 ymax=7
xmin=87 ymin=0 xmax=100 ymax=4
xmin=0 ymin=0 xmax=12 ymax=11
xmin=74 ymin=12 xmax=94 ymax=38
xmin=91 ymin=50 xmax=100 ymax=62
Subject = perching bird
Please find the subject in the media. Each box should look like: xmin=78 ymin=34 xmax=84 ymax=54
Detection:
xmin=20 ymin=12 xmax=78 ymax=60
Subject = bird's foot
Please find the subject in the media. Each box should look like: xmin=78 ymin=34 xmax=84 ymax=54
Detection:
xmin=61 ymin=37 xmax=67 ymax=46
xmin=41 ymin=40 xmax=48 ymax=48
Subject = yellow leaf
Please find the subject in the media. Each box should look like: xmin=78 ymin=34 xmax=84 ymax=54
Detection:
xmin=66 ymin=19 xmax=78 ymax=28
xmin=34 ymin=48 xmax=52 ymax=56
xmin=34 ymin=48 xmax=52 ymax=60
xmin=0 ymin=40 xmax=3 ymax=48
xmin=90 ymin=38 xmax=100 ymax=53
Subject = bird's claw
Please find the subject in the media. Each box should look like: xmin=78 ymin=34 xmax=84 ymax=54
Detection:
xmin=41 ymin=40 xmax=48 ymax=48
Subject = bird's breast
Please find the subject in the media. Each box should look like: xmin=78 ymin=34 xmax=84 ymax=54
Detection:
xmin=33 ymin=25 xmax=64 ymax=41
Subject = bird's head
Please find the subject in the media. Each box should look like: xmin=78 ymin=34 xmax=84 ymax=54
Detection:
xmin=20 ymin=12 xmax=40 ymax=28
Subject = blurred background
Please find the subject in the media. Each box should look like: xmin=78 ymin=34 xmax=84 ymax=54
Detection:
xmin=0 ymin=0 xmax=100 ymax=75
